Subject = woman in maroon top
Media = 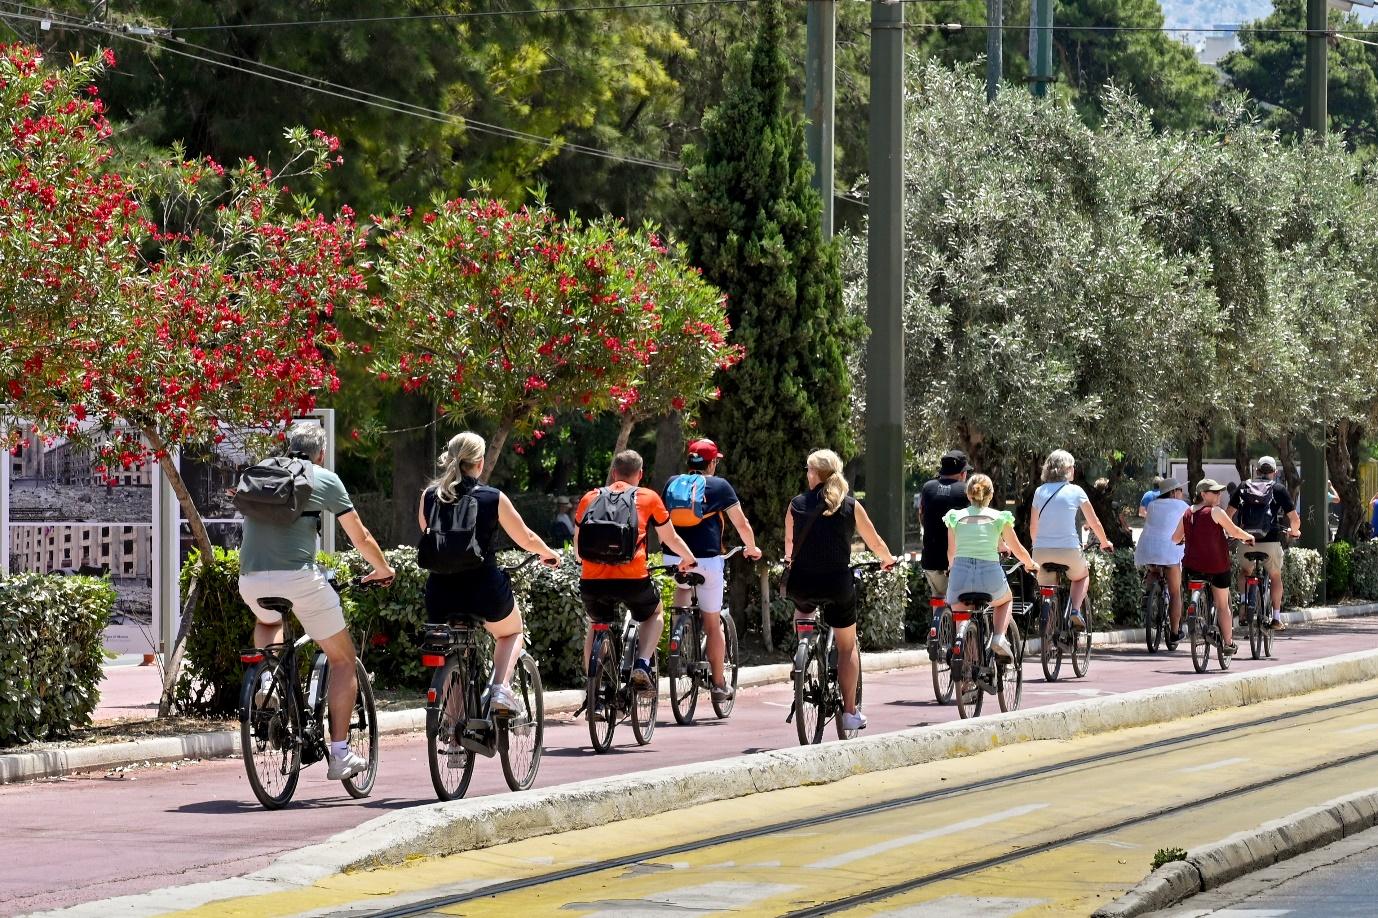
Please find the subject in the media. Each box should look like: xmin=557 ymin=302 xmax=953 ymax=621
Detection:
xmin=1173 ymin=478 xmax=1255 ymax=656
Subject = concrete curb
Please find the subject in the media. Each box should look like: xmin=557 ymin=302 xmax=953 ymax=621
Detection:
xmin=1091 ymin=786 xmax=1378 ymax=917
xmin=42 ymin=645 xmax=1378 ymax=918
xmin=6 ymin=601 xmax=1374 ymax=786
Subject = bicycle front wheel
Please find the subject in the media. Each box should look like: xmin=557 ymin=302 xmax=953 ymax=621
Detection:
xmin=241 ymin=661 xmax=301 ymax=810
xmin=931 ymin=609 xmax=955 ymax=705
xmin=998 ymin=619 xmax=1023 ymax=713
xmin=955 ymin=624 xmax=983 ymax=719
xmin=1189 ymin=607 xmax=1210 ymax=674
xmin=427 ymin=659 xmax=475 ymax=802
xmin=631 ymin=655 xmax=659 ymax=746
xmin=586 ymin=641 xmax=618 ymax=753
xmin=1071 ymin=596 xmax=1093 ymax=678
xmin=499 ymin=652 xmax=544 ymax=792
xmin=793 ymin=642 xmax=825 ymax=746
xmin=341 ymin=658 xmax=379 ymax=799
xmin=712 ymin=612 xmax=740 ymax=719
xmin=1039 ymin=598 xmax=1063 ymax=683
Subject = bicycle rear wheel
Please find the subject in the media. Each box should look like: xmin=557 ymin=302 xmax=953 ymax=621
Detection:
xmin=792 ymin=642 xmax=826 ymax=746
xmin=998 ymin=619 xmax=1023 ymax=713
xmin=668 ymin=614 xmax=698 ymax=725
xmin=955 ymin=624 xmax=984 ymax=719
xmin=1144 ymin=583 xmax=1163 ymax=653
xmin=631 ymin=655 xmax=659 ymax=746
xmin=835 ymin=653 xmax=864 ymax=741
xmin=711 ymin=612 xmax=739 ymax=719
xmin=1189 ymin=606 xmax=1211 ymax=674
xmin=931 ymin=609 xmax=955 ymax=705
xmin=341 ymin=658 xmax=379 ymax=799
xmin=499 ymin=652 xmax=544 ymax=792
xmin=241 ymin=661 xmax=301 ymax=810
xmin=427 ymin=659 xmax=475 ymax=802
xmin=1039 ymin=598 xmax=1063 ymax=683
xmin=1072 ymin=596 xmax=1093 ymax=678
xmin=586 ymin=641 xmax=618 ymax=753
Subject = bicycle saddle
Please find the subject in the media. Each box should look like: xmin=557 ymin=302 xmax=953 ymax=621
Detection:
xmin=675 ymin=571 xmax=707 ymax=587
xmin=1040 ymin=563 xmax=1070 ymax=574
xmin=1244 ymin=552 xmax=1270 ymax=562
xmin=958 ymin=591 xmax=993 ymax=606
xmin=254 ymin=597 xmax=294 ymax=615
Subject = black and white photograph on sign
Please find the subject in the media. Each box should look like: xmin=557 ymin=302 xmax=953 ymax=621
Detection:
xmin=7 ymin=523 xmax=157 ymax=654
xmin=7 ymin=423 xmax=153 ymax=524
xmin=178 ymin=416 xmax=328 ymax=522
xmin=178 ymin=520 xmax=245 ymax=569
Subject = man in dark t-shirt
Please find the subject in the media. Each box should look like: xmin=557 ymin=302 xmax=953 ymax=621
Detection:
xmin=917 ymin=449 xmax=973 ymax=599
xmin=1227 ymin=455 xmax=1301 ymax=630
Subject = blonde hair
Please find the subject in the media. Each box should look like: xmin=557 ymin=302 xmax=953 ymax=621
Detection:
xmin=807 ymin=449 xmax=849 ymax=516
xmin=432 ymin=432 xmax=485 ymax=503
xmin=1042 ymin=449 xmax=1076 ymax=483
xmin=966 ymin=474 xmax=994 ymax=507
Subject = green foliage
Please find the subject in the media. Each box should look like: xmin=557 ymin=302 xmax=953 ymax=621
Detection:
xmin=1283 ymin=548 xmax=1324 ymax=609
xmin=765 ymin=556 xmax=910 ymax=652
xmin=0 ymin=573 xmax=115 ymax=747
xmin=1328 ymin=541 xmax=1355 ymax=598
xmin=1351 ymin=541 xmax=1378 ymax=600
xmin=1152 ymin=847 xmax=1189 ymax=870
xmin=174 ymin=548 xmax=257 ymax=716
xmin=1084 ymin=548 xmax=1142 ymax=628
xmin=681 ymin=0 xmax=861 ymax=552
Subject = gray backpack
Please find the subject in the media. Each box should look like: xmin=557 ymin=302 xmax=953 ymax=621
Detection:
xmin=233 ymin=455 xmax=317 ymax=525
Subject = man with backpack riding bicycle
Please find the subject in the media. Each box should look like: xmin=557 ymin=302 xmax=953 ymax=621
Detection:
xmin=235 ymin=422 xmax=395 ymax=781
xmin=916 ymin=449 xmax=972 ymax=645
xmin=661 ymin=439 xmax=763 ymax=704
xmin=575 ymin=450 xmax=698 ymax=691
xmin=1228 ymin=456 xmax=1302 ymax=632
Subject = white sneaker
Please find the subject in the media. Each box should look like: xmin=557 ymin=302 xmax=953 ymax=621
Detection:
xmin=326 ymin=749 xmax=368 ymax=780
xmin=991 ymin=635 xmax=1014 ymax=662
xmin=840 ymin=710 xmax=868 ymax=732
xmin=489 ymin=683 xmax=524 ymax=717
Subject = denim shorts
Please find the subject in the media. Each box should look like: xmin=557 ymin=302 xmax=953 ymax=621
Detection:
xmin=945 ymin=557 xmax=1012 ymax=607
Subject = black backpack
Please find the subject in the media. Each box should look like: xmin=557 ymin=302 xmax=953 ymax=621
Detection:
xmin=577 ymin=487 xmax=641 ymax=564
xmin=417 ymin=488 xmax=486 ymax=574
xmin=1237 ymin=479 xmax=1278 ymax=534
xmin=233 ymin=455 xmax=317 ymax=525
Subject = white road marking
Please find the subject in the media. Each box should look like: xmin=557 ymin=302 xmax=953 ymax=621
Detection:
xmin=1179 ymin=757 xmax=1249 ymax=774
xmin=871 ymin=895 xmax=1048 ymax=916
xmin=807 ymin=803 xmax=1049 ymax=870
xmin=1336 ymin=723 xmax=1378 ymax=735
xmin=570 ymin=881 xmax=797 ymax=916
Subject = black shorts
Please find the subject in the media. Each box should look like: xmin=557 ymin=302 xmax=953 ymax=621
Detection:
xmin=425 ymin=566 xmax=516 ymax=624
xmin=580 ymin=578 xmax=662 ymax=624
xmin=1185 ymin=569 xmax=1231 ymax=590
xmin=786 ymin=569 xmax=858 ymax=629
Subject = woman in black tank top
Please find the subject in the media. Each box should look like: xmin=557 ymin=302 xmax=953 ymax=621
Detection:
xmin=419 ymin=433 xmax=561 ymax=714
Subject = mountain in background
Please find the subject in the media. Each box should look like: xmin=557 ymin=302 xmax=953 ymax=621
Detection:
xmin=1160 ymin=0 xmax=1378 ymax=30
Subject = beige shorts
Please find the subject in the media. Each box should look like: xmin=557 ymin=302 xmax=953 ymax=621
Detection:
xmin=1235 ymin=540 xmax=1283 ymax=577
xmin=239 ymin=568 xmax=348 ymax=643
xmin=923 ymin=569 xmax=949 ymax=599
xmin=1033 ymin=547 xmax=1089 ymax=586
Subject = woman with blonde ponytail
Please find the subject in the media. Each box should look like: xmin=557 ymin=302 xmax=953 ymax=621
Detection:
xmin=417 ymin=432 xmax=560 ymax=715
xmin=783 ymin=449 xmax=897 ymax=733
xmin=944 ymin=474 xmax=1037 ymax=661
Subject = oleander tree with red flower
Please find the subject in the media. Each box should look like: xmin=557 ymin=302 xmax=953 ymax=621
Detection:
xmin=1 ymin=46 xmax=368 ymax=712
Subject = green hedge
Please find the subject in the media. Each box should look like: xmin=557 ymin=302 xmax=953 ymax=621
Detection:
xmin=1327 ymin=541 xmax=1354 ymax=599
xmin=1352 ymin=542 xmax=1378 ymax=599
xmin=1085 ymin=548 xmax=1141 ymax=627
xmin=1282 ymin=547 xmax=1323 ymax=609
xmin=0 ymin=573 xmax=115 ymax=746
xmin=764 ymin=554 xmax=910 ymax=652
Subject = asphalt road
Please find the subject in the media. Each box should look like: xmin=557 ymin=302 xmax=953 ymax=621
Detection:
xmin=4 ymin=616 xmax=1377 ymax=915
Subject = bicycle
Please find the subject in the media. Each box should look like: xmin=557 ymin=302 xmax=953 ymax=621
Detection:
xmin=1186 ymin=574 xmax=1232 ymax=673
xmin=656 ymin=546 xmax=743 ymax=725
xmin=927 ymin=595 xmax=956 ymax=704
xmin=786 ymin=560 xmax=877 ymax=745
xmin=584 ymin=597 xmax=661 ymax=753
xmin=1141 ymin=564 xmax=1178 ymax=653
xmin=1037 ymin=562 xmax=1092 ymax=682
xmin=419 ymin=554 xmax=545 ymax=802
xmin=1240 ymin=534 xmax=1277 ymax=661
xmin=237 ymin=575 xmax=383 ymax=810
xmin=951 ymin=562 xmax=1024 ymax=719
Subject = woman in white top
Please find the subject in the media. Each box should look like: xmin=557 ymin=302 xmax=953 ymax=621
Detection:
xmin=1134 ymin=478 xmax=1190 ymax=641
xmin=1029 ymin=449 xmax=1114 ymax=631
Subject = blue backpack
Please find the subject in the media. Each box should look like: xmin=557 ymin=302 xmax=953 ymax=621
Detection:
xmin=664 ymin=474 xmax=709 ymax=528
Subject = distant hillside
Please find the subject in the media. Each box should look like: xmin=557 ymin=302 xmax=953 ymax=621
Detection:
xmin=1160 ymin=0 xmax=1378 ymax=30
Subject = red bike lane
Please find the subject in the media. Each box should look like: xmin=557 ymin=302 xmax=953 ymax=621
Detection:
xmin=4 ymin=615 xmax=1376 ymax=915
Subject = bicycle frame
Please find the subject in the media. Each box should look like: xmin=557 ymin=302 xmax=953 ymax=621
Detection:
xmin=421 ymin=624 xmax=505 ymax=759
xmin=950 ymin=607 xmax=997 ymax=693
xmin=786 ymin=615 xmax=840 ymax=724
xmin=239 ymin=628 xmax=332 ymax=770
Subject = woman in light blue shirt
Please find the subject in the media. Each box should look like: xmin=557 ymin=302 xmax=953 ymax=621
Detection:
xmin=1029 ymin=449 xmax=1114 ymax=631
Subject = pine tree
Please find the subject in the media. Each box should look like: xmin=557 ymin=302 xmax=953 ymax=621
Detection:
xmin=679 ymin=0 xmax=859 ymax=554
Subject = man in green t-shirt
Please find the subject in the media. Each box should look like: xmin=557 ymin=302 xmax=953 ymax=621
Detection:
xmin=238 ymin=422 xmax=394 ymax=781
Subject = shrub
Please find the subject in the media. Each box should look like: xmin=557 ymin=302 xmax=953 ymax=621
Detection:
xmin=1151 ymin=847 xmax=1188 ymax=870
xmin=766 ymin=555 xmax=910 ymax=652
xmin=1351 ymin=541 xmax=1378 ymax=599
xmin=1282 ymin=548 xmax=1323 ymax=609
xmin=1084 ymin=548 xmax=1140 ymax=627
xmin=1327 ymin=541 xmax=1354 ymax=599
xmin=0 ymin=573 xmax=115 ymax=746
xmin=174 ymin=548 xmax=258 ymax=716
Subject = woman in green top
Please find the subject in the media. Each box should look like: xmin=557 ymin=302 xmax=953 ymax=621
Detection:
xmin=944 ymin=474 xmax=1037 ymax=661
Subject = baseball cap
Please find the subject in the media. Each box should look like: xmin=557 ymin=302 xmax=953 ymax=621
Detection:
xmin=939 ymin=449 xmax=972 ymax=475
xmin=1195 ymin=478 xmax=1229 ymax=494
xmin=687 ymin=439 xmax=723 ymax=465
xmin=1257 ymin=456 xmax=1279 ymax=473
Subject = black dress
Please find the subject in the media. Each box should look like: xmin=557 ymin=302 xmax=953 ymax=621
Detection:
xmin=423 ymin=480 xmax=516 ymax=624
xmin=785 ymin=486 xmax=859 ymax=629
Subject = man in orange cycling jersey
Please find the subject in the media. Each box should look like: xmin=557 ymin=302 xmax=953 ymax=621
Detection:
xmin=575 ymin=450 xmax=697 ymax=687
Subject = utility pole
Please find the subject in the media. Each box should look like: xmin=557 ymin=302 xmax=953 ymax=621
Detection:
xmin=1299 ymin=0 xmax=1329 ymax=575
xmin=986 ymin=0 xmax=1003 ymax=101
xmin=866 ymin=0 xmax=905 ymax=549
xmin=805 ymin=0 xmax=836 ymax=239
xmin=1029 ymin=0 xmax=1053 ymax=97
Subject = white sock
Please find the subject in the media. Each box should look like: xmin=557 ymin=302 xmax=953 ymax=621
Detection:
xmin=330 ymin=740 xmax=349 ymax=759
xmin=1273 ymin=611 xmax=1283 ymax=622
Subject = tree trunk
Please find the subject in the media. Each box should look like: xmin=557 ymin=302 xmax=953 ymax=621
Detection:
xmin=1276 ymin=434 xmax=1302 ymax=505
xmin=480 ymin=422 xmax=512 ymax=484
xmin=651 ymin=411 xmax=684 ymax=493
xmin=1233 ymin=428 xmax=1250 ymax=483
xmin=607 ymin=415 xmax=636 ymax=483
xmin=148 ymin=431 xmax=217 ymax=718
xmin=1011 ymin=451 xmax=1042 ymax=544
xmin=389 ymin=391 xmax=431 ymax=550
xmin=1327 ymin=420 xmax=1365 ymax=543
xmin=759 ymin=564 xmax=773 ymax=652
xmin=1187 ymin=424 xmax=1207 ymax=494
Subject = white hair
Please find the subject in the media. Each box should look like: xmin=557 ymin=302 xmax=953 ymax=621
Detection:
xmin=287 ymin=422 xmax=327 ymax=460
